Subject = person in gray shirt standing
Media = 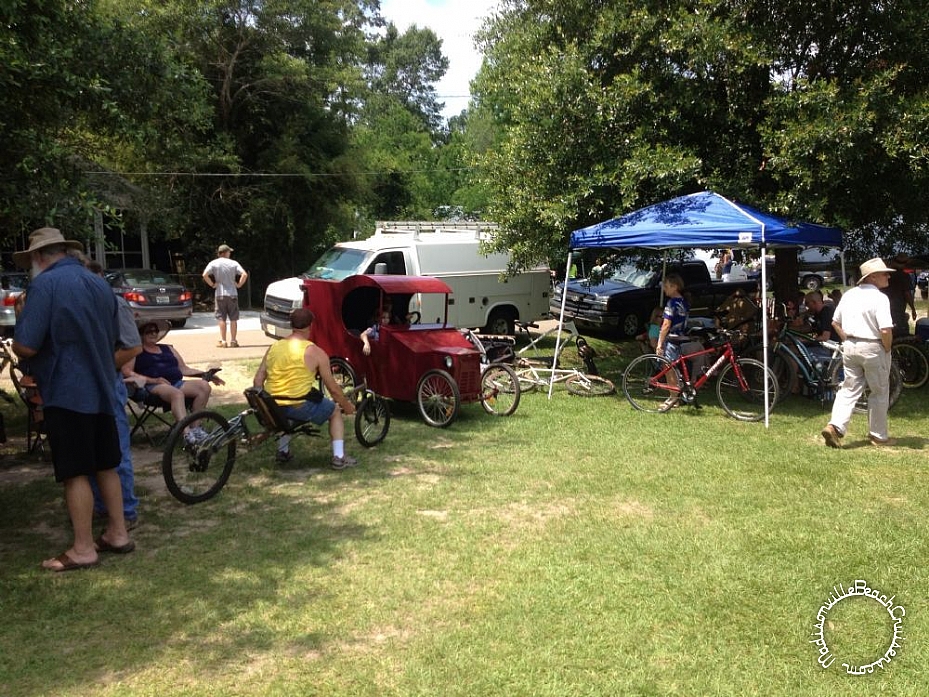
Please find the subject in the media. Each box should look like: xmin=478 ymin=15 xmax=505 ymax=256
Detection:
xmin=202 ymin=244 xmax=248 ymax=348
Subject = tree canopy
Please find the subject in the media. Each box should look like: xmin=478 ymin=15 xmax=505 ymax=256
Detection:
xmin=473 ymin=0 xmax=929 ymax=269
xmin=0 ymin=0 xmax=476 ymax=290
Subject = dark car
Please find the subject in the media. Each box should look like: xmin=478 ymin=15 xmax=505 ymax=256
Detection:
xmin=551 ymin=261 xmax=756 ymax=337
xmin=0 ymin=271 xmax=29 ymax=337
xmin=105 ymin=268 xmax=193 ymax=327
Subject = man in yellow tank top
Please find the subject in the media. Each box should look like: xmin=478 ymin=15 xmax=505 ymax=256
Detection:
xmin=254 ymin=308 xmax=358 ymax=468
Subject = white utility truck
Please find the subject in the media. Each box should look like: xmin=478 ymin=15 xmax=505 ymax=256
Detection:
xmin=260 ymin=221 xmax=552 ymax=338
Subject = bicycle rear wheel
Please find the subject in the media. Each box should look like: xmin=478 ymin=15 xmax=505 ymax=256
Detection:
xmin=162 ymin=411 xmax=236 ymax=504
xmin=829 ymin=358 xmax=903 ymax=414
xmin=622 ymin=354 xmax=677 ymax=412
xmin=354 ymin=394 xmax=390 ymax=447
xmin=716 ymin=358 xmax=779 ymax=422
xmin=891 ymin=339 xmax=929 ymax=388
xmin=565 ymin=373 xmax=615 ymax=396
xmin=328 ymin=357 xmax=357 ymax=394
xmin=480 ymin=363 xmax=521 ymax=415
xmin=747 ymin=344 xmax=796 ymax=403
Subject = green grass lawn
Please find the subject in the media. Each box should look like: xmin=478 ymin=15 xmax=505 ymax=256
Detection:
xmin=0 ymin=334 xmax=926 ymax=696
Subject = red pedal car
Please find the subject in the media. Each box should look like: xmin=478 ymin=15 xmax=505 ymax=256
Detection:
xmin=303 ymin=274 xmax=520 ymax=427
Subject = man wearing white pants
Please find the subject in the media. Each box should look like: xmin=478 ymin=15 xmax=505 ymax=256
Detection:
xmin=822 ymin=258 xmax=896 ymax=448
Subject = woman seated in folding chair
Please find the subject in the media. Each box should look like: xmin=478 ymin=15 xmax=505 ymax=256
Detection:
xmin=122 ymin=320 xmax=225 ymax=444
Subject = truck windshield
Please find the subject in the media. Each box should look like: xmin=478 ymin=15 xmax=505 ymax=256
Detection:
xmin=303 ymin=248 xmax=368 ymax=280
xmin=610 ymin=265 xmax=657 ymax=288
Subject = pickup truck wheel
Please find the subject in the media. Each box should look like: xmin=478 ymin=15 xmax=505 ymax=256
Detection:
xmin=801 ymin=275 xmax=822 ymax=291
xmin=483 ymin=308 xmax=515 ymax=336
xmin=620 ymin=313 xmax=641 ymax=338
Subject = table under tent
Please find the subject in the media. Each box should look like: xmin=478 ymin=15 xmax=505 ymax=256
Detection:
xmin=552 ymin=191 xmax=844 ymax=426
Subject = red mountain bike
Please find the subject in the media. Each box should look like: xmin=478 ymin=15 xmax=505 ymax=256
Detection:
xmin=622 ymin=329 xmax=779 ymax=422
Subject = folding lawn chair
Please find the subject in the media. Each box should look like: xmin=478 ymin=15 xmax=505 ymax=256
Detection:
xmin=126 ymin=386 xmax=193 ymax=447
xmin=9 ymin=364 xmax=48 ymax=456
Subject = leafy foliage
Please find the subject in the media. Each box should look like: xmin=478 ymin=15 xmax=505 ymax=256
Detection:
xmin=474 ymin=0 xmax=929 ymax=268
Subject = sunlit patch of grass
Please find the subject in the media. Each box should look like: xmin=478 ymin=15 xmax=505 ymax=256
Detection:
xmin=1 ymin=352 xmax=927 ymax=696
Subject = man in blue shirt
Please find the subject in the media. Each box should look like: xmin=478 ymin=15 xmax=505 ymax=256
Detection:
xmin=13 ymin=228 xmax=137 ymax=571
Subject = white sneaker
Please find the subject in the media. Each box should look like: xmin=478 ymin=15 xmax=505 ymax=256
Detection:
xmin=184 ymin=427 xmax=207 ymax=445
xmin=331 ymin=454 xmax=358 ymax=470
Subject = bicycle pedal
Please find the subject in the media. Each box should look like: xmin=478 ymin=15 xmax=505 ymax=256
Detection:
xmin=248 ymin=432 xmax=271 ymax=446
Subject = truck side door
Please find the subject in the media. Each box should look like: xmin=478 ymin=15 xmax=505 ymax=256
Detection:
xmin=364 ymin=251 xmax=408 ymax=275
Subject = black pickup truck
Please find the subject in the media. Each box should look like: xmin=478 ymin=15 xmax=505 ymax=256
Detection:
xmin=550 ymin=261 xmax=758 ymax=337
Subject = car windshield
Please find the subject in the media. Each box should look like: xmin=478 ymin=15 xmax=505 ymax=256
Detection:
xmin=122 ymin=270 xmax=176 ymax=285
xmin=303 ymin=248 xmax=368 ymax=280
xmin=608 ymin=265 xmax=657 ymax=288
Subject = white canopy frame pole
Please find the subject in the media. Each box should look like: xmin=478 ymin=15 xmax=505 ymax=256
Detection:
xmin=715 ymin=195 xmax=771 ymax=427
xmin=549 ymin=250 xmax=574 ymax=398
xmin=759 ymin=240 xmax=771 ymax=427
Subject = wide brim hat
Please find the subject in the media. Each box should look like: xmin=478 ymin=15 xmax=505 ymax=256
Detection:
xmin=857 ymin=257 xmax=895 ymax=284
xmin=13 ymin=227 xmax=83 ymax=268
xmin=137 ymin=319 xmax=172 ymax=343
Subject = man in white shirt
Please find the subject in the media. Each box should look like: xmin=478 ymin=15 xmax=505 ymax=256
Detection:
xmin=202 ymin=244 xmax=248 ymax=348
xmin=822 ymin=258 xmax=896 ymax=448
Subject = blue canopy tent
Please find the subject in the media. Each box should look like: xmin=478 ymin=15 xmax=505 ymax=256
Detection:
xmin=554 ymin=191 xmax=844 ymax=425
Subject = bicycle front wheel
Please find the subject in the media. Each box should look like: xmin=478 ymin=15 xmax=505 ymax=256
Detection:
xmin=892 ymin=340 xmax=929 ymax=388
xmin=716 ymin=358 xmax=779 ymax=422
xmin=162 ymin=411 xmax=237 ymax=504
xmin=622 ymin=354 xmax=677 ymax=413
xmin=480 ymin=363 xmax=521 ymax=416
xmin=354 ymin=393 xmax=390 ymax=447
xmin=565 ymin=373 xmax=615 ymax=397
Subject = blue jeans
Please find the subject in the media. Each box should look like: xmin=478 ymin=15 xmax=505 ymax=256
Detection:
xmin=91 ymin=378 xmax=138 ymax=520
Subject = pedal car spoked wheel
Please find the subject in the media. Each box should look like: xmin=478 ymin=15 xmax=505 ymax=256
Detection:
xmin=162 ymin=411 xmax=236 ymax=504
xmin=480 ymin=363 xmax=521 ymax=416
xmin=355 ymin=394 xmax=391 ymax=447
xmin=565 ymin=374 xmax=615 ymax=397
xmin=416 ymin=369 xmax=461 ymax=427
xmin=622 ymin=354 xmax=677 ymax=412
xmin=329 ymin=357 xmax=357 ymax=395
xmin=715 ymin=358 xmax=779 ymax=422
xmin=831 ymin=359 xmax=903 ymax=414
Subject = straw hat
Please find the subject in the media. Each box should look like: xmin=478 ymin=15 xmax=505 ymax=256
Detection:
xmin=13 ymin=227 xmax=83 ymax=268
xmin=137 ymin=319 xmax=172 ymax=343
xmin=857 ymin=257 xmax=895 ymax=284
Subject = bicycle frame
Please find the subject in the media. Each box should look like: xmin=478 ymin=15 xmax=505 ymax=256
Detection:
xmin=768 ymin=326 xmax=843 ymax=400
xmin=515 ymin=318 xmax=580 ymax=364
xmin=653 ymin=340 xmax=749 ymax=397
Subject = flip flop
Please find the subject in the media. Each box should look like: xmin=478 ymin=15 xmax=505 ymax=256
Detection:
xmin=42 ymin=552 xmax=100 ymax=573
xmin=94 ymin=536 xmax=136 ymax=555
